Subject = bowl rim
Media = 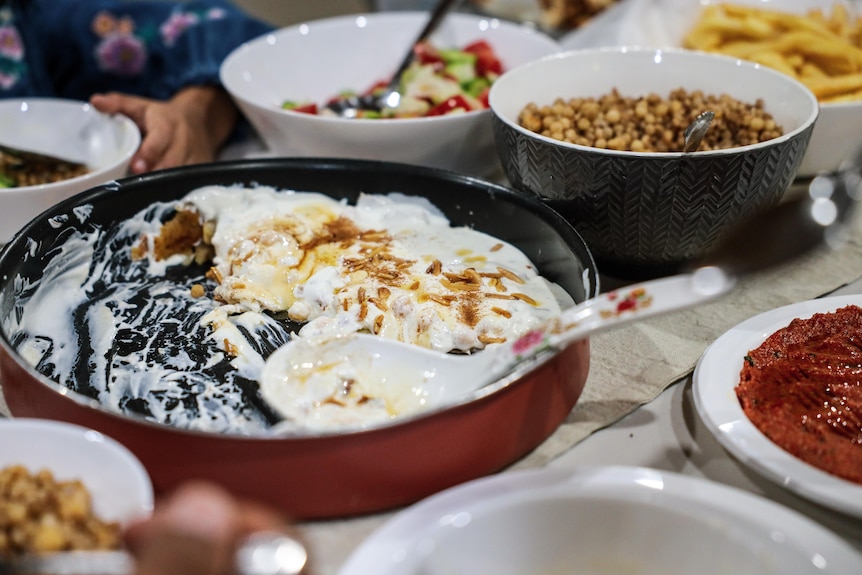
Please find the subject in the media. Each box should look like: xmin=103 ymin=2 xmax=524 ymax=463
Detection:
xmin=219 ymin=10 xmax=560 ymax=126
xmin=0 ymin=97 xmax=141 ymax=194
xmin=0 ymin=156 xmax=599 ymax=441
xmin=488 ymin=45 xmax=820 ymax=157
xmin=0 ymin=416 xmax=155 ymax=522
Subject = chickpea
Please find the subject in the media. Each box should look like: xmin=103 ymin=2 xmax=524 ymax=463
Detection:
xmin=516 ymin=87 xmax=784 ymax=152
xmin=0 ymin=466 xmax=120 ymax=558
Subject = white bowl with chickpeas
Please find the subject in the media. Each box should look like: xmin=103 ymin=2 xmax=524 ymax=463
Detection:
xmin=489 ymin=46 xmax=819 ymax=278
xmin=0 ymin=418 xmax=153 ymax=557
xmin=592 ymin=0 xmax=862 ymax=177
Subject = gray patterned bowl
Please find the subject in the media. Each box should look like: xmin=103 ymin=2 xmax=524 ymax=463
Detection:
xmin=489 ymin=47 xmax=819 ymax=279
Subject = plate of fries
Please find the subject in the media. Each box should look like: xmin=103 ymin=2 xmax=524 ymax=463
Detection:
xmin=560 ymin=0 xmax=862 ymax=176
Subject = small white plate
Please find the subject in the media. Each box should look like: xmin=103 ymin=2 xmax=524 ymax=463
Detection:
xmin=338 ymin=465 xmax=862 ymax=575
xmin=0 ymin=417 xmax=154 ymax=524
xmin=693 ymin=295 xmax=862 ymax=519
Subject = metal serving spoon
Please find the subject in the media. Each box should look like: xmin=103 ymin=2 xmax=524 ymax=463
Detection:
xmin=682 ymin=110 xmax=715 ymax=153
xmin=260 ymin=167 xmax=858 ymax=411
xmin=323 ymin=0 xmax=462 ymax=117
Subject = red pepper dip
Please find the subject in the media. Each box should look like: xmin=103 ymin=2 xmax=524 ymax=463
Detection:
xmin=736 ymin=304 xmax=862 ymax=485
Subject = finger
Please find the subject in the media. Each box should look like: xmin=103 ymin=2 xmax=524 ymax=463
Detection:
xmin=148 ymin=123 xmax=209 ymax=172
xmin=90 ymin=92 xmax=151 ymax=126
xmin=126 ymin=482 xmax=238 ymax=575
xmin=133 ymin=113 xmax=175 ymax=173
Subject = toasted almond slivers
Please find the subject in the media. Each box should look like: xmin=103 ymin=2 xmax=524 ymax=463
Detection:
xmin=485 ymin=293 xmax=516 ymax=300
xmin=497 ymin=266 xmax=525 ymax=284
xmin=428 ymin=293 xmax=455 ymax=306
xmin=223 ymin=338 xmax=238 ymax=356
xmin=464 ymin=268 xmax=482 ymax=284
xmin=512 ymin=292 xmax=539 ymax=306
xmin=207 ymin=266 xmax=224 ymax=284
xmin=426 ymin=260 xmax=442 ymax=275
xmin=441 ymin=278 xmax=481 ymax=292
xmin=478 ymin=334 xmax=507 ymax=344
xmin=491 ymin=306 xmax=512 ymax=318
xmin=490 ymin=243 xmax=504 ymax=252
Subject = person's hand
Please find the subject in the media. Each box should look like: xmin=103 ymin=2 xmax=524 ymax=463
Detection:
xmin=90 ymin=85 xmax=239 ymax=174
xmin=124 ymin=480 xmax=309 ymax=575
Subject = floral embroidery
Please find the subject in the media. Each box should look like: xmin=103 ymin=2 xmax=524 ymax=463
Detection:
xmin=0 ymin=24 xmax=23 ymax=60
xmin=0 ymin=8 xmax=25 ymax=90
xmin=91 ymin=7 xmax=229 ymax=76
xmin=160 ymin=11 xmax=199 ymax=46
xmin=160 ymin=7 xmax=225 ymax=46
xmin=97 ymin=33 xmax=147 ymax=76
xmin=92 ymin=11 xmax=147 ymax=76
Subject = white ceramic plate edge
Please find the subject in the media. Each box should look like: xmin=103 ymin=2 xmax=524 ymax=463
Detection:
xmin=337 ymin=465 xmax=862 ymax=574
xmin=693 ymin=294 xmax=862 ymax=519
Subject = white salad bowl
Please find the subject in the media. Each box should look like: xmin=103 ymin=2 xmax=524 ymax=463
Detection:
xmin=220 ymin=11 xmax=560 ymax=177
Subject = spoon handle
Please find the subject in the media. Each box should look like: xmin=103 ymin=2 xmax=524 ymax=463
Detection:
xmin=495 ymin=268 xmax=735 ymax=372
xmin=386 ymin=0 xmax=463 ymax=91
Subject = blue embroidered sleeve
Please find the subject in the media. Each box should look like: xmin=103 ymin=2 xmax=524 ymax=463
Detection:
xmin=2 ymin=0 xmax=273 ymax=100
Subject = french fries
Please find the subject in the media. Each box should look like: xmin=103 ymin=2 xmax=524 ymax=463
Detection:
xmin=684 ymin=2 xmax=862 ymax=103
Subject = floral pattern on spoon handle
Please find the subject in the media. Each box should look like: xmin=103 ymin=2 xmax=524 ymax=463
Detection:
xmin=501 ymin=268 xmax=734 ymax=372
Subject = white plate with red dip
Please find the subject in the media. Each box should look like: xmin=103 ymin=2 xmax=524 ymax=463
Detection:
xmin=693 ymin=294 xmax=862 ymax=519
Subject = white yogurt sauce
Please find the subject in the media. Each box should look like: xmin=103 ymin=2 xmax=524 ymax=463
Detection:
xmin=7 ymin=185 xmax=568 ymax=433
xmin=182 ymin=187 xmax=562 ymax=356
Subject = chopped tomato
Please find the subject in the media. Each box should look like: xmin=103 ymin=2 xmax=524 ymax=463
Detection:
xmin=282 ymin=101 xmax=319 ymax=114
xmin=426 ymin=95 xmax=473 ymax=116
xmin=414 ymin=41 xmax=443 ymax=65
xmin=462 ymin=40 xmax=503 ymax=76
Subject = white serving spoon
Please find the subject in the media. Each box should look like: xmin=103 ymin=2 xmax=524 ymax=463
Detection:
xmin=260 ymin=169 xmax=858 ymax=417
